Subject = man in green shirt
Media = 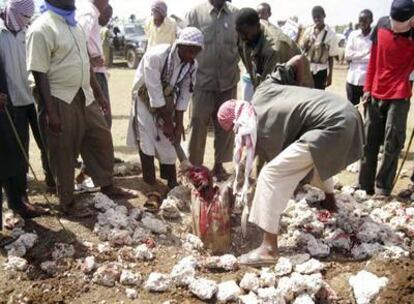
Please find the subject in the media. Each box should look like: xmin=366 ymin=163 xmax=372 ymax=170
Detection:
xmin=236 ymin=8 xmax=313 ymax=90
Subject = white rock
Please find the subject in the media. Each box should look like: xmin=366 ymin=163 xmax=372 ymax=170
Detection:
xmin=381 ymin=245 xmax=410 ymax=259
xmin=349 ymin=271 xmax=388 ymax=304
xmin=357 ymin=222 xmax=383 ymax=243
xmin=167 ymin=185 xmax=191 ymax=210
xmin=288 ymin=254 xmax=311 ymax=266
xmin=10 ymin=228 xmax=25 ymax=239
xmin=189 ymin=278 xmax=218 ymax=300
xmin=82 ymin=256 xmax=97 ymax=274
xmin=160 ymin=198 xmax=181 ymax=219
xmin=353 ymin=190 xmax=368 ymax=202
xmin=293 ymin=293 xmax=315 ymax=304
xmin=93 ymin=262 xmax=122 ymax=287
xmin=144 ymin=272 xmax=171 ymax=292
xmin=135 ymin=244 xmax=155 ymax=261
xmin=93 ymin=193 xmax=117 ymax=211
xmin=170 ymin=256 xmax=197 ymax=287
xmin=18 ymin=233 xmax=38 ymax=249
xmin=132 ymin=226 xmax=150 ymax=244
xmin=183 ymin=234 xmax=204 ymax=251
xmin=108 ymin=229 xmax=133 ymax=247
xmin=128 ymin=208 xmax=143 ymax=221
xmin=4 ymin=211 xmax=25 ymax=229
xmin=239 ymin=292 xmax=259 ymax=304
xmin=141 ymin=215 xmax=168 ymax=234
xmin=240 ymin=272 xmax=260 ymax=292
xmin=52 ymin=243 xmax=75 ymax=260
xmin=257 ymin=287 xmax=286 ymax=304
xmin=40 ymin=261 xmax=59 ymax=275
xmin=305 ymin=235 xmax=330 ymax=258
xmin=274 ymin=257 xmax=293 ymax=277
xmin=277 ymin=273 xmax=324 ymax=301
xmin=5 ymin=241 xmax=26 ymax=257
xmin=295 ymin=259 xmax=325 ymax=275
xmin=97 ymin=242 xmax=111 ymax=254
xmin=259 ymin=268 xmax=276 ymax=287
xmin=3 ymin=256 xmax=28 ymax=271
xmin=351 ymin=243 xmax=382 ymax=260
xmin=217 ymin=280 xmax=242 ymax=302
xmin=218 ymin=254 xmax=239 ymax=271
xmin=325 ymin=229 xmax=352 ymax=251
xmin=120 ymin=270 xmax=142 ymax=286
xmin=125 ymin=288 xmax=138 ymax=299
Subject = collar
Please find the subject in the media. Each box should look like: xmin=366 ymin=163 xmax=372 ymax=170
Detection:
xmin=89 ymin=2 xmax=101 ymax=18
xmin=207 ymin=1 xmax=230 ymax=15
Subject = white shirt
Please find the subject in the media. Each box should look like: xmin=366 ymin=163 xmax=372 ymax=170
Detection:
xmin=410 ymin=71 xmax=414 ymax=81
xmin=345 ymin=29 xmax=372 ymax=86
xmin=303 ymin=25 xmax=339 ymax=74
xmin=77 ymin=1 xmax=106 ymax=74
xmin=0 ymin=23 xmax=35 ymax=107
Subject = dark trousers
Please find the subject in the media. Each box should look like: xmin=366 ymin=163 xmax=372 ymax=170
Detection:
xmin=346 ymin=83 xmax=364 ymax=106
xmin=0 ymin=175 xmax=26 ymax=228
xmin=358 ymin=99 xmax=410 ymax=195
xmin=312 ymin=69 xmax=328 ymax=90
xmin=139 ymin=148 xmax=177 ymax=189
xmin=95 ymin=73 xmax=112 ymax=129
xmin=13 ymin=104 xmax=53 ymax=186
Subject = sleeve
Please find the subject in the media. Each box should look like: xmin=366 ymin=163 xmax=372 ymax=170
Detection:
xmin=364 ymin=24 xmax=379 ymax=92
xmin=143 ymin=52 xmax=167 ymax=108
xmin=26 ymin=28 xmax=53 ymax=73
xmin=328 ymin=31 xmax=340 ymax=57
xmin=176 ymin=64 xmax=197 ymax=111
xmin=77 ymin=14 xmax=95 ymax=54
xmin=344 ymin=33 xmax=355 ymax=60
xmin=185 ymin=9 xmax=197 ymax=27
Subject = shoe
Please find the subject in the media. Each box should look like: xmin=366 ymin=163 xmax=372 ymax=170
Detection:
xmin=212 ymin=165 xmax=231 ymax=182
xmin=398 ymin=185 xmax=414 ymax=199
xmin=14 ymin=202 xmax=49 ymax=218
xmin=74 ymin=178 xmax=100 ymax=194
xmin=61 ymin=203 xmax=93 ymax=218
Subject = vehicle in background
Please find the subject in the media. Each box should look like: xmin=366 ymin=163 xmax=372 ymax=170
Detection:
xmin=110 ymin=23 xmax=147 ymax=69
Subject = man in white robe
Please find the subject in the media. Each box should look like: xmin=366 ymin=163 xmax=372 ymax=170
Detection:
xmin=127 ymin=27 xmax=204 ymax=188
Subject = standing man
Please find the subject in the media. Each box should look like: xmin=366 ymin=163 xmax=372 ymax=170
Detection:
xmin=100 ymin=5 xmax=113 ymax=68
xmin=145 ymin=0 xmax=177 ymax=49
xmin=236 ymin=8 xmax=313 ymax=91
xmin=217 ymin=57 xmax=364 ymax=266
xmin=301 ymin=6 xmax=339 ymax=90
xmin=256 ymin=2 xmax=277 ymax=30
xmin=127 ymin=28 xmax=204 ymax=189
xmin=0 ymin=0 xmax=54 ymax=190
xmin=27 ymin=0 xmax=136 ymax=217
xmin=186 ymin=0 xmax=239 ymax=181
xmin=345 ymin=10 xmax=373 ymax=105
xmin=0 ymin=53 xmax=47 ymax=228
xmin=358 ymin=0 xmax=414 ymax=196
xmin=78 ymin=0 xmax=112 ymax=128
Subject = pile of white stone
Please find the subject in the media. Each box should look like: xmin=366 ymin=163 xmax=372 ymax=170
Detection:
xmin=113 ymin=161 xmax=141 ymax=177
xmin=279 ymin=185 xmax=413 ymax=260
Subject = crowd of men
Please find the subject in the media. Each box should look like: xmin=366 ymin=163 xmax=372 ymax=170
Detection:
xmin=0 ymin=0 xmax=413 ymax=262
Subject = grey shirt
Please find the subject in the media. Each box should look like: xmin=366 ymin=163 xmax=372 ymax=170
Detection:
xmin=253 ymin=71 xmax=364 ymax=180
xmin=0 ymin=23 xmax=35 ymax=107
xmin=186 ymin=1 xmax=239 ymax=92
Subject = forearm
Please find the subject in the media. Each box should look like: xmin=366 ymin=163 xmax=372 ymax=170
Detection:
xmin=32 ymin=72 xmax=55 ymax=115
xmin=328 ymin=57 xmax=334 ymax=78
xmin=89 ymin=66 xmax=104 ymax=102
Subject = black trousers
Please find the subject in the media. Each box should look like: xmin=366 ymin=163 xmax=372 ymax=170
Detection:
xmin=358 ymin=99 xmax=410 ymax=195
xmin=13 ymin=104 xmax=53 ymax=186
xmin=312 ymin=69 xmax=328 ymax=90
xmin=346 ymin=83 xmax=364 ymax=106
xmin=95 ymin=73 xmax=112 ymax=129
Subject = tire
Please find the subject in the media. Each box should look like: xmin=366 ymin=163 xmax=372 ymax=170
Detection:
xmin=126 ymin=48 xmax=139 ymax=69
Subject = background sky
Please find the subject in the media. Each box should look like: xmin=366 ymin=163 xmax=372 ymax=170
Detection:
xmin=110 ymin=0 xmax=393 ymax=26
xmin=1 ymin=0 xmax=392 ymax=26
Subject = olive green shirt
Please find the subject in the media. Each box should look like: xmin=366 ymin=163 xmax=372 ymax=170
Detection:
xmin=186 ymin=1 xmax=239 ymax=92
xmin=239 ymin=24 xmax=313 ymax=88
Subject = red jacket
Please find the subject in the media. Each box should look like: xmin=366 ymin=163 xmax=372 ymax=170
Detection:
xmin=364 ymin=17 xmax=414 ymax=100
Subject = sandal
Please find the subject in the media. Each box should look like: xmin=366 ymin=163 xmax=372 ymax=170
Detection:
xmin=239 ymin=250 xmax=279 ymax=268
xmin=144 ymin=192 xmax=163 ymax=213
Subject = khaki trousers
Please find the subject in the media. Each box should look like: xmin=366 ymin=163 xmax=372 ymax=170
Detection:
xmin=249 ymin=142 xmax=334 ymax=235
xmin=38 ymin=91 xmax=114 ymax=206
xmin=188 ymin=87 xmax=237 ymax=166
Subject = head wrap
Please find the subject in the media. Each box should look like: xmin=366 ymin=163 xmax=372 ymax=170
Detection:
xmin=4 ymin=0 xmax=35 ymax=32
xmin=218 ymin=100 xmax=237 ymax=132
xmin=151 ymin=0 xmax=168 ymax=17
xmin=40 ymin=1 xmax=77 ymax=27
xmin=176 ymin=27 xmax=204 ymax=49
xmin=391 ymin=0 xmax=414 ymax=22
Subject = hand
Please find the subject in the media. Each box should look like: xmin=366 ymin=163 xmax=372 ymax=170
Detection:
xmin=0 ymin=93 xmax=7 ymax=111
xmin=96 ymin=95 xmax=110 ymax=114
xmin=162 ymin=120 xmax=175 ymax=140
xmin=90 ymin=56 xmax=105 ymax=68
xmin=173 ymin=124 xmax=184 ymax=144
xmin=362 ymin=92 xmax=372 ymax=104
xmin=46 ymin=111 xmax=62 ymax=134
xmin=326 ymin=76 xmax=332 ymax=88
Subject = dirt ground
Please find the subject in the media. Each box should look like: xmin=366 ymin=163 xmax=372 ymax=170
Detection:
xmin=1 ymin=64 xmax=414 ymax=304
